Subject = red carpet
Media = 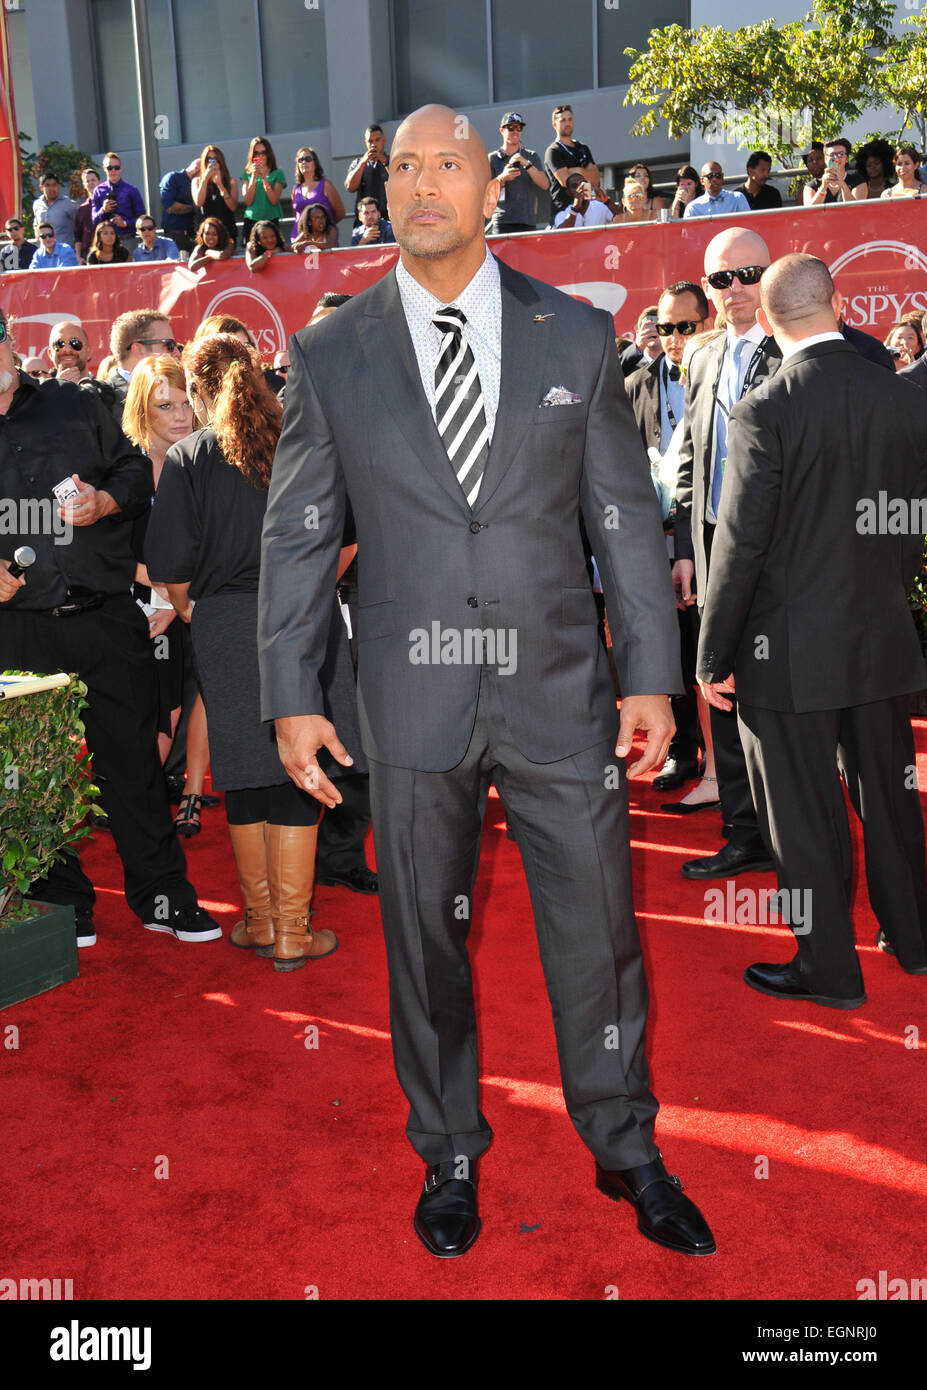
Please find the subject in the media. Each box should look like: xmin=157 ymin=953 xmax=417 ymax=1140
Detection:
xmin=4 ymin=725 xmax=927 ymax=1302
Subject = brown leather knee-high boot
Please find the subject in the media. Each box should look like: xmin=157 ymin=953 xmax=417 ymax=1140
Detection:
xmin=267 ymin=824 xmax=337 ymax=972
xmin=228 ymin=822 xmax=274 ymax=956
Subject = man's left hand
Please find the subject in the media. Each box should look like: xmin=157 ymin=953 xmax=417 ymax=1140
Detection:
xmin=615 ymin=694 xmax=675 ymax=778
xmin=58 ymin=476 xmax=118 ymax=526
xmin=698 ymin=673 xmax=735 ymax=712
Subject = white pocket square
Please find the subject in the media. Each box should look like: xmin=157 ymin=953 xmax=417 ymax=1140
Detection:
xmin=540 ymin=386 xmax=583 ymax=407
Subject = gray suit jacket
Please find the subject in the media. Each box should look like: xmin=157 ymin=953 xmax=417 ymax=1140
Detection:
xmin=674 ymin=331 xmax=781 ymax=601
xmin=258 ymin=255 xmax=681 ymax=771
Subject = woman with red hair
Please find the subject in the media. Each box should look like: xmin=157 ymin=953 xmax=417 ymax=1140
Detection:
xmin=145 ymin=334 xmax=361 ymax=970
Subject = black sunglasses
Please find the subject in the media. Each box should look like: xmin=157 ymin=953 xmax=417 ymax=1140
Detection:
xmin=6 ymin=223 xmax=21 ymax=231
xmin=136 ymin=337 xmax=179 ymax=353
xmin=105 ymin=163 xmax=121 ymax=170
xmin=277 ymin=364 xmax=290 ymax=374
xmin=0 ymin=321 xmax=7 ymax=343
xmin=706 ymin=265 xmax=765 ymax=290
xmin=53 ymin=337 xmax=85 ymax=351
xmin=656 ymin=320 xmax=702 ymax=336
xmin=39 ymin=231 xmax=55 ymax=239
xmin=702 ymin=170 xmax=724 ymax=180
xmin=138 ymin=225 xmax=156 ymax=232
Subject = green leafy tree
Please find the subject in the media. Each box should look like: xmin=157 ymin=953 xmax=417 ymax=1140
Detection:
xmin=622 ymin=0 xmax=897 ymax=163
xmin=22 ymin=139 xmax=97 ymax=235
xmin=876 ymin=11 xmax=927 ymax=150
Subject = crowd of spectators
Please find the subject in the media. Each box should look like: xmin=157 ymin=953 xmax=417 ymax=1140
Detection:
xmin=4 ymin=114 xmax=925 ymax=278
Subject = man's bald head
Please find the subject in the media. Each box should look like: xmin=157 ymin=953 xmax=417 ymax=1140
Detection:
xmin=387 ymin=104 xmax=499 ymax=286
xmin=760 ymin=254 xmax=835 ymax=327
xmin=702 ymin=226 xmax=772 ymax=334
xmin=391 ymin=104 xmax=491 ymax=181
xmin=757 ymin=253 xmax=840 ymax=347
xmin=703 ymin=226 xmax=770 ymax=277
xmin=48 ymin=320 xmax=90 ymax=373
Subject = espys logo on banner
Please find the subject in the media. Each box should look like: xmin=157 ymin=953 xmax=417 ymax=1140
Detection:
xmin=202 ymin=286 xmax=287 ymax=357
xmin=830 ymin=240 xmax=927 ymax=329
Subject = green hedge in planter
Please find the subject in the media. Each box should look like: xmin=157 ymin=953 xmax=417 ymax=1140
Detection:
xmin=0 ymin=672 xmax=100 ymax=921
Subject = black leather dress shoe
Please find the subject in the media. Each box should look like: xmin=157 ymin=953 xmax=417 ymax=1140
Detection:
xmin=315 ymin=865 xmax=379 ymax=894
xmin=413 ymin=1161 xmax=480 ymax=1258
xmin=653 ymin=756 xmax=700 ymax=791
xmin=876 ymin=930 xmax=927 ymax=974
xmin=681 ymin=841 xmax=774 ymax=879
xmin=596 ymin=1157 xmax=715 ymax=1256
xmin=744 ymin=961 xmax=866 ymax=1009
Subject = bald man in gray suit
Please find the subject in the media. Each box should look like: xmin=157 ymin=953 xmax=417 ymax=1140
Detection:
xmin=258 ymin=105 xmax=714 ymax=1260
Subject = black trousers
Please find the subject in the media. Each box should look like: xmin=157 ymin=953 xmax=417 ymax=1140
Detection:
xmin=702 ymin=522 xmax=765 ymax=850
xmin=1 ymin=594 xmax=197 ymax=921
xmin=368 ymin=666 xmax=658 ymax=1170
xmin=738 ymin=695 xmax=927 ymax=993
xmin=316 ymin=771 xmax=372 ymax=873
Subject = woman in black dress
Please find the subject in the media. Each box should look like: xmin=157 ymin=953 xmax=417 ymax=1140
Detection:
xmin=146 ymin=334 xmax=360 ymax=970
xmin=191 ymin=145 xmax=239 ymax=249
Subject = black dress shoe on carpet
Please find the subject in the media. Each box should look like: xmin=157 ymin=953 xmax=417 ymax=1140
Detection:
xmin=315 ymin=865 xmax=379 ymax=894
xmin=681 ymin=841 xmax=774 ymax=879
xmin=595 ymin=1157 xmax=715 ymax=1256
xmin=413 ymin=1161 xmax=480 ymax=1258
xmin=876 ymin=930 xmax=927 ymax=974
xmin=744 ymin=961 xmax=866 ymax=1009
xmin=653 ymin=756 xmax=700 ymax=791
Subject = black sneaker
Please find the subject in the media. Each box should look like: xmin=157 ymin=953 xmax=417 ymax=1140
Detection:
xmin=75 ymin=907 xmax=96 ymax=948
xmin=142 ymin=903 xmax=223 ymax=943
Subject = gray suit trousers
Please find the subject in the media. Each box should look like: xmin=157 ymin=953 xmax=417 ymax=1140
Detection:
xmin=369 ymin=665 xmax=659 ymax=1170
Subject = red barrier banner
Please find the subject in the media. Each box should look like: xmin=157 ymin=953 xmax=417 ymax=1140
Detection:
xmin=2 ymin=200 xmax=925 ymax=367
xmin=0 ymin=7 xmax=22 ymax=227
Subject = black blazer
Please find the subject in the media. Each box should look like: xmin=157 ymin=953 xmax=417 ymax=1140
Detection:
xmin=841 ymin=320 xmax=895 ymax=372
xmin=899 ymin=354 xmax=927 ymax=391
xmin=625 ymin=357 xmax=662 ymax=453
xmin=674 ymin=331 xmax=782 ymax=599
xmin=697 ymin=339 xmax=927 ymax=711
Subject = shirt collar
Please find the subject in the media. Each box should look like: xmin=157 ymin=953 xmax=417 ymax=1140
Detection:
xmin=395 ymin=247 xmax=500 ymax=338
xmin=781 ymin=330 xmax=844 ymax=364
xmin=726 ymin=320 xmax=766 ymax=350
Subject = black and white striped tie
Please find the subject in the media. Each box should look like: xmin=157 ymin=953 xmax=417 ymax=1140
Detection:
xmin=433 ymin=306 xmax=489 ymax=507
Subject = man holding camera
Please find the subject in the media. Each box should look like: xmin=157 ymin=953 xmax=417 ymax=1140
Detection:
xmin=552 ymin=171 xmax=618 ymax=228
xmin=487 ymin=112 xmax=546 ymax=235
xmin=90 ymin=152 xmax=146 ymax=249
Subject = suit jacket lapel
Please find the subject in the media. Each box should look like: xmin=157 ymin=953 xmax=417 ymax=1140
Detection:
xmin=700 ymin=336 xmax=727 ymax=505
xmin=473 ymin=259 xmax=546 ymax=515
xmin=355 ymin=271 xmax=471 ymax=511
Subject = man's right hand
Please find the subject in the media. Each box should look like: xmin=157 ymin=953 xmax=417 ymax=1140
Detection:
xmin=0 ymin=558 xmax=25 ymax=603
xmin=275 ymin=713 xmax=354 ymax=808
xmin=360 ymin=226 xmax=381 ymax=242
xmin=672 ymin=558 xmax=696 ymax=608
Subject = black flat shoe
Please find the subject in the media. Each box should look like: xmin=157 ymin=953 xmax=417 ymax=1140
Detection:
xmin=596 ymin=1157 xmax=715 ymax=1256
xmin=744 ymin=961 xmax=866 ymax=1009
xmin=413 ymin=1161 xmax=480 ymax=1258
xmin=876 ymin=930 xmax=927 ymax=974
xmin=681 ymin=842 xmax=774 ymax=879
xmin=315 ymin=865 xmax=379 ymax=894
xmin=653 ymin=756 xmax=700 ymax=791
xmin=661 ymin=798 xmax=722 ymax=815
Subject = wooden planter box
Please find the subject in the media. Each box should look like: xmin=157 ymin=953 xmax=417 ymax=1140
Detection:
xmin=0 ymin=901 xmax=78 ymax=1011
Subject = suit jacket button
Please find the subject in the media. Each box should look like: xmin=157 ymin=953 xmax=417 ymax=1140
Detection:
xmin=467 ymin=596 xmax=478 ymax=608
xmin=469 ymin=521 xmax=482 ymax=534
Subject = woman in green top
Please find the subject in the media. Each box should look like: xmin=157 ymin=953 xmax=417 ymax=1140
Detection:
xmin=241 ymin=136 xmax=286 ymax=226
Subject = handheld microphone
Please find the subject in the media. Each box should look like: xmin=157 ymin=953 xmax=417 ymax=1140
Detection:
xmin=8 ymin=545 xmax=36 ymax=579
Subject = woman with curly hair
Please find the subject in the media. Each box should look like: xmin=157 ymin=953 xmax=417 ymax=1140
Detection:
xmin=145 ymin=335 xmax=361 ymax=970
xmin=87 ymin=220 xmax=131 ymax=264
xmin=187 ymin=216 xmax=233 ymax=273
xmin=245 ymin=218 xmax=288 ymax=272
